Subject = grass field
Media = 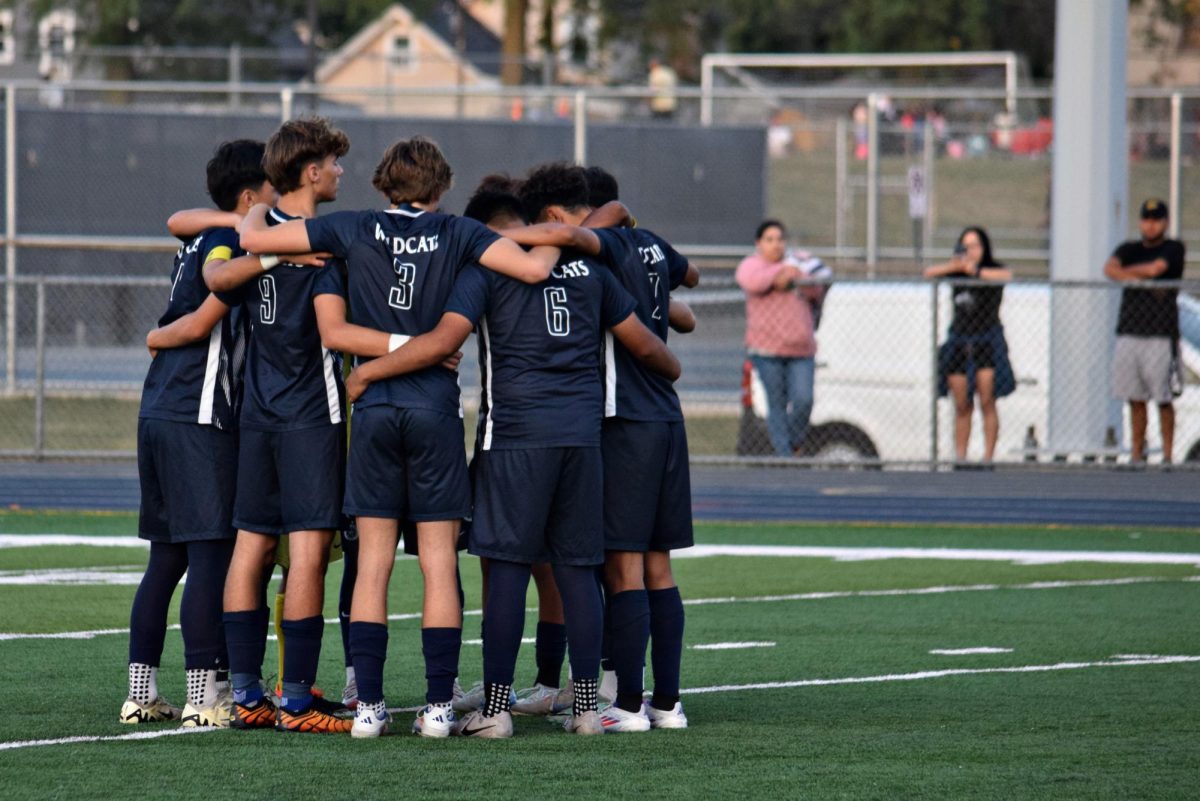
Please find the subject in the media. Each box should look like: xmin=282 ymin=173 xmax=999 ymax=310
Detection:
xmin=0 ymin=510 xmax=1198 ymax=800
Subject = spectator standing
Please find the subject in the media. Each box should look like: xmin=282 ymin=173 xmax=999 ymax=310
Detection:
xmin=648 ymin=58 xmax=678 ymax=120
xmin=924 ymin=226 xmax=1014 ymax=463
xmin=1103 ymin=198 xmax=1186 ymax=463
xmin=735 ymin=220 xmax=828 ymax=456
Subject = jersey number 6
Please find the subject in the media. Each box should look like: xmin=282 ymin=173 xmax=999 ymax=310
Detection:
xmin=544 ymin=286 xmax=570 ymax=337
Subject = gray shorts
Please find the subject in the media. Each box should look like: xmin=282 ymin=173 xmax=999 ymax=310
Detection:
xmin=1111 ymin=335 xmax=1177 ymax=404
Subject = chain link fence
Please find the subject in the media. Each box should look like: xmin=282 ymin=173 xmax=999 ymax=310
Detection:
xmin=3 ymin=271 xmax=1197 ymax=466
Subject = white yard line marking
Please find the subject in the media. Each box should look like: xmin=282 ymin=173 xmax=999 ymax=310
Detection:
xmin=676 ymin=544 xmax=1200 ymax=566
xmin=0 ymin=727 xmax=212 ymax=751
xmin=5 ymin=654 xmax=1199 ymax=750
xmin=2 ymin=575 xmax=1196 ymax=642
xmin=692 ymin=641 xmax=776 ymax=650
xmin=0 ymin=535 xmax=149 ymax=549
xmin=0 ymin=568 xmax=144 ymax=585
xmin=681 ymin=655 xmax=1200 ymax=696
xmin=463 ymin=638 xmax=535 ymax=646
xmin=6 ymin=535 xmax=1200 ymax=567
xmin=929 ymin=647 xmax=1013 ymax=655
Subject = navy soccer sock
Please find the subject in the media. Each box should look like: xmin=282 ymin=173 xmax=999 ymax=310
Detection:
xmin=608 ymin=589 xmax=650 ymax=712
xmin=338 ymin=533 xmax=358 ymax=668
xmin=483 ymin=560 xmax=531 ymax=687
xmin=422 ymin=627 xmax=461 ymax=705
xmin=596 ymin=567 xmax=613 ymax=672
xmin=224 ymin=607 xmax=269 ymax=703
xmin=648 ymin=586 xmax=685 ymax=709
xmin=279 ymin=615 xmax=324 ymax=712
xmin=180 ymin=539 xmax=234 ymax=670
xmin=534 ymin=621 xmax=568 ymax=688
xmin=553 ymin=564 xmax=604 ymax=683
xmin=129 ymin=542 xmax=188 ymax=666
xmin=349 ymin=621 xmax=388 ymax=705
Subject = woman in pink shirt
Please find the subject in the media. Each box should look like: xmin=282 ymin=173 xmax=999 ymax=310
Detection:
xmin=736 ymin=220 xmax=826 ymax=456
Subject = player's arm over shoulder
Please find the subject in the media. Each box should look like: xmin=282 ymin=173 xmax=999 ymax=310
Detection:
xmin=610 ymin=312 xmax=681 ymax=381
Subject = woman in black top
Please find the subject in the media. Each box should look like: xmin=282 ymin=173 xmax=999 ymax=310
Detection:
xmin=924 ymin=226 xmax=1014 ymax=462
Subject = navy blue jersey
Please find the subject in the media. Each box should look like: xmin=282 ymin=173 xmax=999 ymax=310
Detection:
xmin=446 ymin=253 xmax=637 ymax=450
xmin=593 ymin=227 xmax=689 ymax=421
xmin=219 ymin=208 xmax=347 ymax=431
xmin=306 ymin=205 xmax=499 ymax=416
xmin=139 ymin=227 xmax=248 ymax=430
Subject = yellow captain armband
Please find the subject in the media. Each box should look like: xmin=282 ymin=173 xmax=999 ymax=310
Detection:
xmin=203 ymin=245 xmax=234 ymax=264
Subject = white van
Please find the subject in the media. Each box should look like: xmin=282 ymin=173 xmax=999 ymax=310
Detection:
xmin=736 ymin=282 xmax=1200 ymax=464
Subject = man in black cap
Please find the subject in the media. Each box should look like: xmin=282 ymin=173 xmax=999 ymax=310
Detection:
xmin=1103 ymin=198 xmax=1186 ymax=463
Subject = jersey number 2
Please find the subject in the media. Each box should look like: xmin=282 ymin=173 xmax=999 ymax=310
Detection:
xmin=389 ymin=261 xmax=415 ymax=310
xmin=544 ymin=287 xmax=570 ymax=336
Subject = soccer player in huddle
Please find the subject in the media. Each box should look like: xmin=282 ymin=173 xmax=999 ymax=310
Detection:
xmin=239 ymin=136 xmax=561 ymax=738
xmin=124 ymin=140 xmax=273 ymax=727
xmin=342 ymin=169 xmax=682 ymax=738
xmin=506 ymin=163 xmax=698 ymax=731
xmin=185 ymin=117 xmax=356 ymax=734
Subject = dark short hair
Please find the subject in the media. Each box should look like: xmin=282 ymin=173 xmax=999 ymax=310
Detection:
xmin=755 ymin=219 xmax=786 ymax=241
xmin=206 ymin=139 xmax=268 ymax=212
xmin=463 ymin=191 xmax=527 ymax=227
xmin=372 ymin=136 xmax=454 ymax=206
xmin=519 ymin=162 xmax=590 ymax=222
xmin=263 ymin=117 xmax=349 ymax=195
xmin=583 ymin=166 xmax=620 ymax=207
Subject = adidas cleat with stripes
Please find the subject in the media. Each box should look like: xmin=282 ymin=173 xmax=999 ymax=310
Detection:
xmin=411 ymin=703 xmax=458 ymax=738
xmin=599 ymin=703 xmax=651 ymax=733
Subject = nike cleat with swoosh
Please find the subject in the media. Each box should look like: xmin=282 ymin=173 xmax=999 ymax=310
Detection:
xmin=453 ymin=709 xmax=513 ymax=739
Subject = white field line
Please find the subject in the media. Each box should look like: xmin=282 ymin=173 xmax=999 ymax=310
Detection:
xmin=0 ymin=568 xmax=144 ymax=586
xmin=7 ymin=534 xmax=1200 ymax=569
xmin=676 ymin=544 xmax=1200 ymax=566
xmin=2 ymin=575 xmax=1195 ymax=643
xmin=681 ymin=655 xmax=1200 ymax=696
xmin=691 ymin=641 xmax=776 ymax=650
xmin=0 ymin=535 xmax=149 ymax=549
xmin=0 ymin=727 xmax=211 ymax=751
xmin=929 ymin=647 xmax=1013 ymax=655
xmin=4 ymin=654 xmax=1198 ymax=751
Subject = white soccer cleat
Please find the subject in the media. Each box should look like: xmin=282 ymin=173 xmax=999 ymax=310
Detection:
xmin=510 ymin=683 xmax=574 ymax=716
xmin=180 ymin=701 xmax=232 ymax=728
xmin=562 ymin=709 xmax=604 ymax=736
xmin=341 ymin=678 xmax=358 ymax=711
xmin=451 ymin=681 xmax=484 ymax=713
xmin=454 ymin=709 xmax=513 ymax=739
xmin=350 ymin=703 xmax=390 ymax=738
xmin=119 ymin=696 xmax=181 ymax=724
xmin=599 ymin=703 xmax=651 ymax=733
xmin=645 ymin=701 xmax=688 ymax=729
xmin=411 ymin=703 xmax=458 ymax=738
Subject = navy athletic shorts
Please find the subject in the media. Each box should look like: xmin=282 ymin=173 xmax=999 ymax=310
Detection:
xmin=232 ymin=423 xmax=346 ymax=536
xmin=602 ymin=418 xmax=694 ymax=552
xmin=138 ymin=417 xmax=238 ymax=543
xmin=469 ymin=446 xmax=603 ymax=566
xmin=344 ymin=405 xmax=470 ymax=522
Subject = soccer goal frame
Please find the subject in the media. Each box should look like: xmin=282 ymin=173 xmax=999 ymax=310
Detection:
xmin=699 ymin=51 xmax=1021 ymax=126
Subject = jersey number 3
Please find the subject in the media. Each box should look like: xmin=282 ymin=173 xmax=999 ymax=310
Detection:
xmin=544 ymin=287 xmax=570 ymax=337
xmin=389 ymin=260 xmax=416 ymax=310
